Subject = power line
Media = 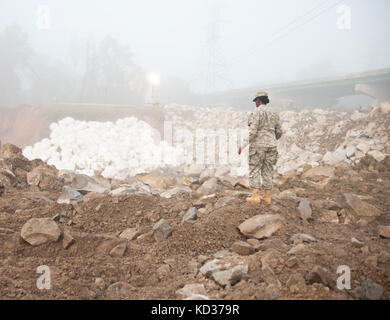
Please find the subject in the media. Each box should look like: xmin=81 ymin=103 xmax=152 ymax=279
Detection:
xmin=261 ymin=0 xmax=345 ymax=50
xmin=229 ymin=0 xmax=342 ymax=65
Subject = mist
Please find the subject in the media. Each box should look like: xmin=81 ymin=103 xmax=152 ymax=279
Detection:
xmin=0 ymin=0 xmax=390 ymax=108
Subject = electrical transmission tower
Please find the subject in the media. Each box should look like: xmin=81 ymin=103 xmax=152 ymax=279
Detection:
xmin=203 ymin=3 xmax=231 ymax=93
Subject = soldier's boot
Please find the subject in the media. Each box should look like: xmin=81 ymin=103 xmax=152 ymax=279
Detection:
xmin=262 ymin=189 xmax=272 ymax=205
xmin=246 ymin=189 xmax=261 ymax=204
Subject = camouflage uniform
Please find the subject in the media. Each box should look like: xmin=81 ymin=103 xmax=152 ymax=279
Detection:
xmin=243 ymin=106 xmax=282 ymax=190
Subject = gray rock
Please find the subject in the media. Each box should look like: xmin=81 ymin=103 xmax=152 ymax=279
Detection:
xmin=285 ymin=257 xmax=299 ymax=268
xmin=238 ymin=214 xmax=285 ymax=239
xmin=288 ymin=243 xmax=307 ymax=255
xmin=109 ymin=242 xmax=127 ymax=257
xmin=57 ymin=186 xmax=85 ymax=204
xmin=307 ymin=265 xmax=335 ymax=289
xmin=302 ymin=166 xmax=335 ymax=179
xmin=184 ymin=164 xmax=204 ymax=177
xmin=220 ymin=175 xmax=237 ymax=187
xmin=71 ymin=174 xmax=109 ymax=194
xmin=360 ymin=280 xmax=384 ymax=300
xmin=176 ymin=284 xmax=207 ymax=299
xmin=235 ymin=177 xmax=250 ymax=189
xmin=261 ymin=264 xmax=281 ymax=288
xmin=160 ymin=186 xmax=192 ymax=199
xmin=298 ymin=198 xmax=312 ymax=220
xmin=367 ymin=150 xmax=385 ymax=162
xmin=106 ymin=281 xmax=134 ymax=300
xmin=58 ymin=170 xmax=76 ymax=184
xmin=323 ymin=148 xmax=346 ymax=165
xmin=137 ymin=172 xmax=176 ymax=190
xmin=153 ymin=219 xmax=173 ymax=240
xmin=214 ymin=196 xmax=234 ymax=209
xmin=26 ymin=169 xmax=43 ymax=186
xmin=119 ymin=228 xmax=139 ymax=240
xmin=212 ymin=249 xmax=230 ymax=258
xmin=212 ymin=265 xmax=248 ymax=287
xmin=199 ymin=169 xmax=215 ymax=183
xmin=196 ymin=177 xmax=220 ymax=194
xmin=199 ymin=259 xmax=220 ymax=277
xmin=290 ymin=233 xmax=317 ymax=244
xmin=231 ymin=241 xmax=255 ymax=256
xmin=182 ymin=207 xmax=198 ymax=222
xmin=21 ymin=218 xmax=61 ymax=246
xmin=344 ymin=193 xmax=381 ymax=221
xmin=378 ymin=225 xmax=390 ymax=238
xmin=109 ymin=187 xmax=136 ymax=196
xmin=214 ymin=166 xmax=230 ymax=179
xmin=246 ymin=238 xmax=261 ymax=250
xmin=351 ymin=237 xmax=364 ymax=248
xmin=62 ymin=231 xmax=75 ymax=249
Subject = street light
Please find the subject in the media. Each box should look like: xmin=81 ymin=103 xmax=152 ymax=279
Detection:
xmin=149 ymin=72 xmax=160 ymax=87
xmin=149 ymin=72 xmax=160 ymax=106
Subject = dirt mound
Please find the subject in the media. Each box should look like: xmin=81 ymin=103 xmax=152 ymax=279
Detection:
xmin=0 ymin=143 xmax=389 ymax=300
xmin=0 ymin=143 xmax=61 ymax=191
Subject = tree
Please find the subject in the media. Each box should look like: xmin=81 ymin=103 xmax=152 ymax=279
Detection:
xmin=81 ymin=35 xmax=147 ymax=104
xmin=0 ymin=25 xmax=32 ymax=106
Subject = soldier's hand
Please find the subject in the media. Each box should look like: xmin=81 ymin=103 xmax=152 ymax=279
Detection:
xmin=238 ymin=147 xmax=242 ymax=155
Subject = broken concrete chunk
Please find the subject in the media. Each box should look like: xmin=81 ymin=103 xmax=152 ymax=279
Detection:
xmin=21 ymin=218 xmax=61 ymax=246
xmin=238 ymin=214 xmax=284 ymax=239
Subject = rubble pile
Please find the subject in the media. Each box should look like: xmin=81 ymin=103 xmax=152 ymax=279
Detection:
xmin=0 ymin=139 xmax=389 ymax=300
xmin=164 ymin=102 xmax=390 ymax=175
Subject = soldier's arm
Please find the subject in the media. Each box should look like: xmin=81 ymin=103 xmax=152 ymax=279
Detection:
xmin=275 ymin=113 xmax=282 ymax=140
xmin=241 ymin=110 xmax=262 ymax=150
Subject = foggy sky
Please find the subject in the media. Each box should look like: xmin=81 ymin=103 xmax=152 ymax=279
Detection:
xmin=1 ymin=0 xmax=390 ymax=93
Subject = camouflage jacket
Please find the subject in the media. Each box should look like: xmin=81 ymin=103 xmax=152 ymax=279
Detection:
xmin=242 ymin=106 xmax=282 ymax=150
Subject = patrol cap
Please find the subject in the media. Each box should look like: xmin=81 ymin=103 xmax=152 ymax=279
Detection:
xmin=253 ymin=91 xmax=268 ymax=102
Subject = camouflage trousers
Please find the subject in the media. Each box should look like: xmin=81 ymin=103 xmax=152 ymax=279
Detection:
xmin=248 ymin=146 xmax=278 ymax=190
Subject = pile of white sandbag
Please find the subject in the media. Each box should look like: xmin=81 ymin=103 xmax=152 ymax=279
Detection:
xmin=23 ymin=117 xmax=182 ymax=180
xmin=23 ymin=102 xmax=390 ymax=179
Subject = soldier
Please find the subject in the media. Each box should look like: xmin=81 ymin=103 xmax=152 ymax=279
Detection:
xmin=238 ymin=92 xmax=282 ymax=205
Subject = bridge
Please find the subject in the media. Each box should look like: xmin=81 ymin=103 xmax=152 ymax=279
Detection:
xmin=198 ymin=68 xmax=390 ymax=109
